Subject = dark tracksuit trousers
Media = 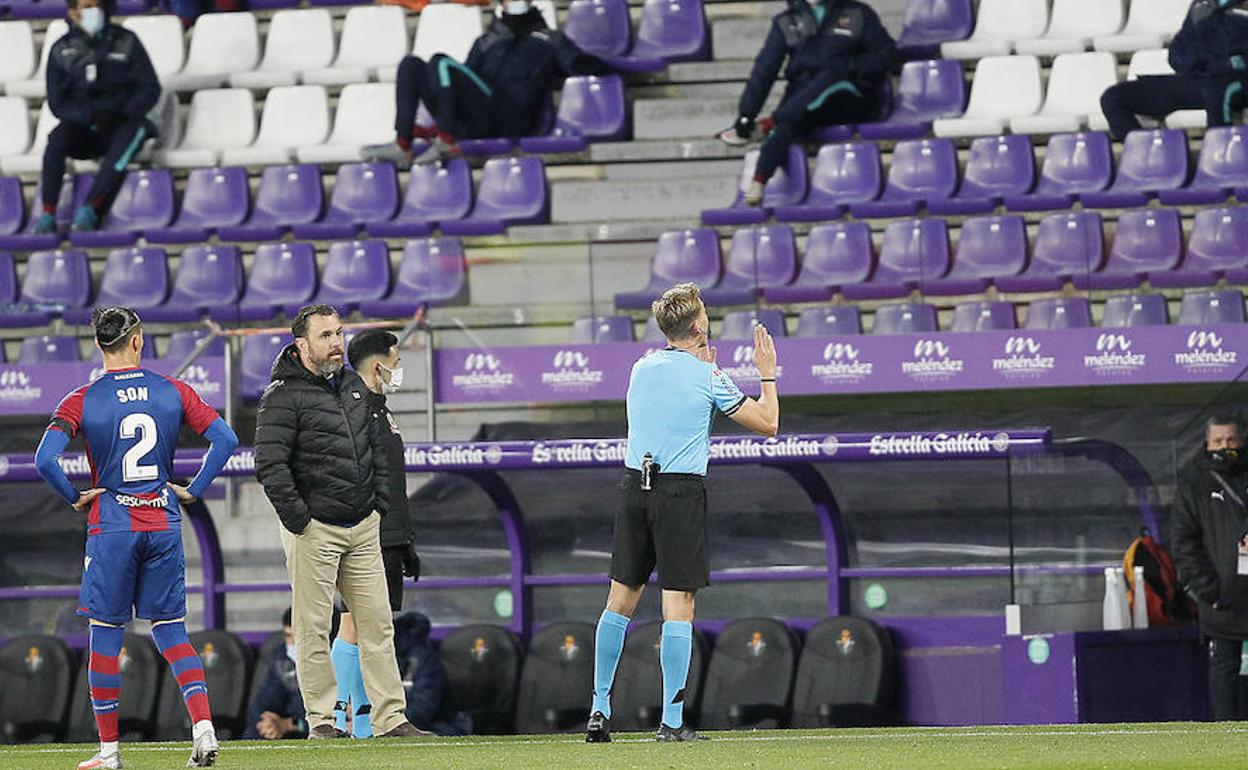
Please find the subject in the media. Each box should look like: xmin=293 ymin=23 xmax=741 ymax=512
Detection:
xmin=395 ymin=53 xmax=497 ymax=141
xmin=40 ymin=117 xmax=154 ymax=212
xmin=756 ymin=71 xmax=873 ymax=181
xmin=1100 ymin=74 xmax=1247 ymax=141
xmin=1208 ymin=636 xmax=1245 ymax=721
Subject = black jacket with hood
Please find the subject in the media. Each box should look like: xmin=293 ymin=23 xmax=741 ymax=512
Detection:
xmin=1172 ymin=456 xmax=1248 ymax=639
xmin=255 ymin=345 xmax=389 ymax=534
xmin=368 ymin=389 xmax=411 ymax=549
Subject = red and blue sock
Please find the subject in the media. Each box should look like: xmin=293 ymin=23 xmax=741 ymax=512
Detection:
xmin=88 ymin=623 xmax=125 ymax=745
xmin=150 ymin=621 xmax=212 ymax=725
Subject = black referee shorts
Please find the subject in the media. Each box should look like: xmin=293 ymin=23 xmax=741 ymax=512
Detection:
xmin=609 ymin=469 xmax=709 ymax=592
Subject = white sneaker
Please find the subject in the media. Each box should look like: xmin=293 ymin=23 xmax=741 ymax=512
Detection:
xmin=743 ymin=180 xmax=765 ymax=206
xmin=361 ymin=141 xmax=413 ymax=171
xmin=412 ymin=137 xmax=461 ymax=166
xmin=78 ymin=752 xmax=122 ymax=770
xmin=187 ymin=729 xmax=219 ymax=767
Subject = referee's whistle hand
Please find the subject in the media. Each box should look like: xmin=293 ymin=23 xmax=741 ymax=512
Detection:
xmin=72 ymin=488 xmax=105 ymax=512
xmin=752 ymin=323 xmax=777 ymax=378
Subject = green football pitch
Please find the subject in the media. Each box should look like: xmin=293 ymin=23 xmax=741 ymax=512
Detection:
xmin=3 ymin=724 xmax=1247 ymax=770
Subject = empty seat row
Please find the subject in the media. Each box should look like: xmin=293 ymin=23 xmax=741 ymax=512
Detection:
xmin=0 ymin=237 xmax=467 ymax=329
xmin=8 ymin=327 xmax=223 ymax=363
xmin=626 ymin=208 xmax=1248 ymax=309
xmin=707 ymin=127 xmax=1248 ymax=226
xmin=0 ymin=159 xmax=548 ymax=250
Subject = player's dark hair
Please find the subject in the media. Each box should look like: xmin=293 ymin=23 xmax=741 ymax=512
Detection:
xmin=92 ymin=306 xmax=142 ymax=353
xmin=347 ymin=329 xmax=398 ymax=371
xmin=282 ymin=607 xmax=292 ymax=629
xmin=290 ymin=304 xmax=338 ymax=339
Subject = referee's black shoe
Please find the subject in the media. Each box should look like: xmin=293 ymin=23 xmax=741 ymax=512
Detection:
xmin=656 ymin=723 xmax=707 ymax=742
xmin=585 ymin=711 xmax=611 ymax=743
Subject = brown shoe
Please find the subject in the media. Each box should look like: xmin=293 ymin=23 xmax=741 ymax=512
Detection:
xmin=377 ymin=722 xmax=431 ymax=738
xmin=308 ymin=724 xmax=348 ymax=739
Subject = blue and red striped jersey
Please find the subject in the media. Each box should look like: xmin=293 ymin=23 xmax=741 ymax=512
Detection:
xmin=48 ymin=367 xmax=220 ymax=535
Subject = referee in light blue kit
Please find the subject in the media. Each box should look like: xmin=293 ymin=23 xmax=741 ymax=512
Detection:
xmin=586 ymin=282 xmax=780 ymax=743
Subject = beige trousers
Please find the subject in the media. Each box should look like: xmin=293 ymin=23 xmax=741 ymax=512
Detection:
xmin=279 ymin=512 xmax=407 ymax=734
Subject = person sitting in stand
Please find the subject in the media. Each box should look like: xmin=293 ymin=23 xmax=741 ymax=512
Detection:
xmin=243 ymin=608 xmax=308 ymax=740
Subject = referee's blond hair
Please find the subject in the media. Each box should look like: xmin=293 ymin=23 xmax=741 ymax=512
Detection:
xmin=652 ymin=283 xmax=703 ymax=341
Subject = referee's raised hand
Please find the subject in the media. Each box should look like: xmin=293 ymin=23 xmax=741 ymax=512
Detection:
xmin=752 ymin=322 xmax=777 ymax=378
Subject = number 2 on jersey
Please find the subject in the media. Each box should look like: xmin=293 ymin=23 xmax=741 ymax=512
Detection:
xmin=120 ymin=412 xmax=159 ymax=482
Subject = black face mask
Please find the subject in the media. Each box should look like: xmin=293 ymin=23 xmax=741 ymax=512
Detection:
xmin=1208 ymin=447 xmax=1248 ymax=475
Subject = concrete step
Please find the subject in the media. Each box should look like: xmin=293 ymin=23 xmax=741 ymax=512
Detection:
xmin=591 ymin=137 xmax=749 ymax=163
xmin=552 ymin=176 xmax=729 ymax=222
xmin=504 ymin=218 xmax=692 ymax=245
xmin=660 ymin=59 xmax=756 ymax=83
xmin=604 ymin=157 xmax=742 ymax=180
xmin=712 ymin=17 xmax=772 ymax=61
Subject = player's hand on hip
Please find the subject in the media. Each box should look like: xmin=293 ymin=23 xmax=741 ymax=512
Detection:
xmin=168 ymin=483 xmax=196 ymax=504
xmin=752 ymin=322 xmax=777 ymax=378
xmin=72 ymin=488 xmax=105 ymax=512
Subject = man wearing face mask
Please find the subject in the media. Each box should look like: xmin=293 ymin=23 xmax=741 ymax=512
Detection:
xmin=1172 ymin=413 xmax=1248 ymax=720
xmin=363 ymin=0 xmax=611 ymax=167
xmin=244 ymin=608 xmax=308 ymax=740
xmin=328 ymin=330 xmax=421 ymax=738
xmin=717 ymin=0 xmax=895 ymax=205
xmin=255 ymin=305 xmax=425 ymax=740
xmin=35 ymin=0 xmax=161 ymax=234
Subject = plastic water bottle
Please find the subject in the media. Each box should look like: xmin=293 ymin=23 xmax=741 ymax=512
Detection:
xmin=1132 ymin=565 xmax=1148 ymax=629
xmin=1103 ymin=567 xmax=1126 ymax=630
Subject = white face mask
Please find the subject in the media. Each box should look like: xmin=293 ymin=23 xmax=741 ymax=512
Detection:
xmin=505 ymin=1 xmax=529 ymax=15
xmin=80 ymin=6 xmax=105 ymax=35
xmin=379 ymin=362 xmax=404 ymax=394
xmin=285 ymin=643 xmax=297 ymax=662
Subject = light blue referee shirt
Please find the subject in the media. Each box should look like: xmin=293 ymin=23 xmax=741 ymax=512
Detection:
xmin=625 ymin=348 xmax=747 ymax=475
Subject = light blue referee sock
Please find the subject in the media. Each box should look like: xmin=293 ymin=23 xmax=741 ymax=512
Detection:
xmin=330 ymin=638 xmax=360 ymax=734
xmin=660 ymin=621 xmax=693 ymax=729
xmin=591 ymin=610 xmax=630 ymax=718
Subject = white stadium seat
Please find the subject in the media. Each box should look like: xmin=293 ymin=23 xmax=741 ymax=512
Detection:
xmin=165 ymin=12 xmax=260 ymax=92
xmin=303 ymin=5 xmax=409 ymax=87
xmin=1106 ymin=48 xmax=1208 ymax=130
xmin=220 ymin=85 xmax=331 ymax=165
xmin=939 ymin=0 xmax=1048 ymax=60
xmin=933 ymin=55 xmax=1043 ymax=137
xmin=0 ymin=101 xmax=56 ymax=174
xmin=295 ymin=82 xmax=395 ymax=164
xmin=154 ymin=88 xmax=256 ymax=168
xmin=1014 ymin=0 xmax=1125 ymax=57
xmin=0 ymin=96 xmax=30 ymax=157
xmin=6 ymin=20 xmax=67 ymax=99
xmin=1094 ymin=0 xmax=1189 ymax=54
xmin=229 ymin=8 xmax=336 ymax=90
xmin=1011 ymin=52 xmax=1119 ymax=134
xmin=0 ymin=22 xmax=37 ymax=90
xmin=413 ymin=5 xmax=484 ymax=63
xmin=123 ymin=15 xmax=186 ymax=82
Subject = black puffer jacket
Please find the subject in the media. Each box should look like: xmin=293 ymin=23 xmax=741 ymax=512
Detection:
xmin=1172 ymin=458 xmax=1248 ymax=639
xmin=255 ymin=346 xmax=389 ymax=534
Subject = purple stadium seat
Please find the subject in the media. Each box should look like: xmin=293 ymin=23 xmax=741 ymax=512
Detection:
xmin=617 ymin=0 xmax=708 ymax=70
xmin=925 ymin=214 xmax=1027 ymax=296
xmin=795 ymin=306 xmax=863 ymax=336
xmin=1159 ymin=126 xmax=1248 ymax=206
xmin=164 ymin=328 xmax=226 ymax=360
xmin=859 ymin=59 xmax=966 ymax=140
xmin=774 ymin=143 xmax=882 ymax=222
xmin=564 ymin=0 xmax=631 ymax=58
xmin=702 ymin=225 xmax=798 ymax=306
xmin=0 ymin=177 xmax=23 ymax=236
xmin=1004 ymin=132 xmax=1112 ymax=212
xmin=615 ymin=228 xmax=721 ymax=309
xmin=843 ymin=218 xmax=950 ymax=300
xmin=950 ymin=300 xmax=1016 ymax=332
xmin=439 ymin=157 xmax=549 ymax=236
xmin=70 ymin=170 xmax=175 ymax=248
xmin=0 ymin=251 xmax=53 ymax=328
xmin=872 ymin=302 xmax=939 ymax=335
xmin=703 ymin=147 xmax=808 ymax=226
xmin=520 ymin=75 xmax=631 ymax=153
xmin=292 ymin=163 xmax=399 ymax=240
xmin=17 ymin=335 xmax=79 ymax=363
xmin=928 ymin=135 xmax=1034 ymax=216
xmin=1101 ymin=293 xmax=1169 ymax=327
xmin=20 ymin=249 xmax=90 ymax=315
xmin=719 ymin=307 xmax=786 ymax=340
xmin=366 ymin=160 xmax=471 ymax=239
xmin=570 ymin=314 xmax=636 ymax=343
xmin=0 ymin=252 xmax=14 ymax=302
xmin=146 ymin=167 xmax=250 ymax=245
xmin=1080 ymin=129 xmax=1189 ymax=209
xmin=1152 ymin=207 xmax=1248 ymax=288
xmin=850 ymin=138 xmax=958 ymax=218
xmin=312 ymin=239 xmax=391 ymax=315
xmin=764 ymin=222 xmax=874 ymax=303
xmin=0 ymin=174 xmax=93 ymax=251
xmin=358 ymin=237 xmax=467 ymax=318
xmin=62 ymin=247 xmax=170 ymax=325
xmin=1178 ymin=290 xmax=1245 ymax=325
xmin=897 ymin=0 xmax=974 ymax=59
xmin=217 ymin=164 xmax=324 ymax=242
xmin=143 ymin=245 xmax=244 ymax=323
xmin=1075 ymin=208 xmax=1181 ymax=290
xmin=1024 ymin=297 xmax=1093 ymax=330
xmin=240 ymin=333 xmax=292 ymax=401
xmin=9 ymin=0 xmax=66 ymax=20
xmin=996 ymin=211 xmax=1105 ymax=293
xmin=218 ymin=241 xmax=317 ymax=323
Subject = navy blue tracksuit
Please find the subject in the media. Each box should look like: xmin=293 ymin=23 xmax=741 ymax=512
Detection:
xmin=42 ymin=22 xmax=160 ymax=214
xmin=243 ymin=645 xmax=307 ymax=740
xmin=394 ymin=8 xmax=609 ymax=141
xmin=1101 ymin=0 xmax=1248 ymax=140
xmin=740 ymin=0 xmax=895 ymax=182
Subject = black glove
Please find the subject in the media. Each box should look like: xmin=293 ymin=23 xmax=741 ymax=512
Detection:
xmin=733 ymin=115 xmax=755 ymax=140
xmin=402 ymin=539 xmax=421 ymax=581
xmin=92 ymin=111 xmax=122 ymax=134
